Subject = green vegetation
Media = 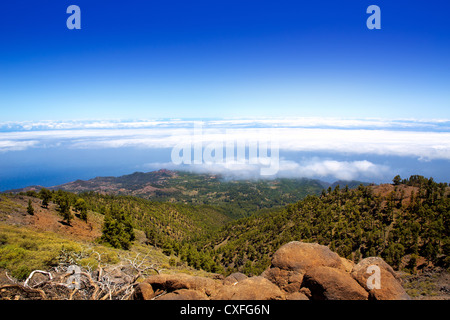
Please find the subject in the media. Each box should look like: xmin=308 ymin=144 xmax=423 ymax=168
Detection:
xmin=0 ymin=224 xmax=119 ymax=279
xmin=153 ymin=173 xmax=326 ymax=219
xmin=100 ymin=204 xmax=135 ymax=250
xmin=189 ymin=176 xmax=449 ymax=275
xmin=39 ymin=188 xmax=52 ymax=209
xmin=53 ymin=190 xmax=74 ymax=225
xmin=78 ymin=192 xmax=231 ymax=243
xmin=0 ymin=194 xmax=24 ymax=215
xmin=26 ymin=199 xmax=34 ymax=215
xmin=46 ymin=170 xmax=328 ymax=219
xmin=9 ymin=188 xmax=231 ymax=256
xmin=0 ymin=223 xmax=209 ymax=280
xmin=74 ymin=198 xmax=88 ymax=222
xmin=4 ymin=173 xmax=449 ymax=281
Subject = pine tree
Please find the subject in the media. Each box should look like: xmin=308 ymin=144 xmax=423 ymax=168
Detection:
xmin=100 ymin=206 xmax=135 ymax=250
xmin=145 ymin=227 xmax=158 ymax=247
xmin=27 ymin=199 xmax=34 ymax=215
xmin=79 ymin=207 xmax=88 ymax=222
xmin=74 ymin=198 xmax=88 ymax=222
xmin=61 ymin=202 xmax=73 ymax=225
xmin=39 ymin=188 xmax=52 ymax=209
xmin=392 ymin=175 xmax=402 ymax=186
xmin=101 ymin=212 xmax=122 ymax=249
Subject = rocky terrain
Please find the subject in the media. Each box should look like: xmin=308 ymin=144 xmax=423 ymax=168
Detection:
xmin=0 ymin=241 xmax=411 ymax=300
xmin=132 ymin=241 xmax=410 ymax=300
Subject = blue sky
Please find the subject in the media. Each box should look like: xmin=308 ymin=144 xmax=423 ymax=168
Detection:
xmin=1 ymin=1 xmax=450 ymax=189
xmin=1 ymin=0 xmax=449 ymax=120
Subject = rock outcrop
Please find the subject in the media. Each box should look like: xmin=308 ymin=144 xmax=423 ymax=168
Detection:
xmin=302 ymin=266 xmax=369 ymax=300
xmin=271 ymin=241 xmax=346 ymax=272
xmin=212 ymin=276 xmax=285 ymax=300
xmin=351 ymin=257 xmax=411 ymax=300
xmin=136 ymin=273 xmax=221 ymax=299
xmin=133 ymin=241 xmax=410 ymax=300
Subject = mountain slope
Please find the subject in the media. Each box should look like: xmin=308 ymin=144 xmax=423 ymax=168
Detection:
xmin=9 ymin=170 xmax=331 ymax=219
xmin=193 ymin=178 xmax=449 ymax=276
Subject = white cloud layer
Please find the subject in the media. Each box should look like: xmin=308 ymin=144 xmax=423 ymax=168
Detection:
xmin=141 ymin=158 xmax=390 ymax=181
xmin=276 ymin=159 xmax=390 ymax=181
xmin=0 ymin=118 xmax=449 ymax=181
xmin=2 ymin=123 xmax=450 ymax=161
xmin=1 ymin=117 xmax=449 ymax=131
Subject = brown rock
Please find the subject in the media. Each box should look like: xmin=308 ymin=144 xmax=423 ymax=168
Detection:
xmin=351 ymin=257 xmax=410 ymax=300
xmin=213 ymin=276 xmax=285 ymax=300
xmin=303 ymin=266 xmax=369 ymax=300
xmin=133 ymin=282 xmax=154 ymax=300
xmin=299 ymin=287 xmax=312 ymax=299
xmin=286 ymin=292 xmax=309 ymax=300
xmin=271 ymin=241 xmax=345 ymax=273
xmin=351 ymin=257 xmax=400 ymax=280
xmin=223 ymin=272 xmax=248 ymax=285
xmin=156 ymin=289 xmax=208 ymax=300
xmin=261 ymin=267 xmax=303 ymax=293
xmin=340 ymin=257 xmax=355 ymax=273
xmin=142 ymin=274 xmax=220 ymax=297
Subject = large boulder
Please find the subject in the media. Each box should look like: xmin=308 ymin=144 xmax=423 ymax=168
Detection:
xmin=133 ymin=282 xmax=154 ymax=300
xmin=156 ymin=289 xmax=208 ymax=300
xmin=261 ymin=267 xmax=303 ymax=293
xmin=263 ymin=241 xmax=346 ymax=295
xmin=351 ymin=257 xmax=410 ymax=300
xmin=134 ymin=242 xmax=408 ymax=301
xmin=140 ymin=274 xmax=220 ymax=297
xmin=271 ymin=241 xmax=345 ymax=273
xmin=223 ymin=272 xmax=248 ymax=285
xmin=302 ymin=266 xmax=369 ymax=300
xmin=212 ymin=276 xmax=285 ymax=300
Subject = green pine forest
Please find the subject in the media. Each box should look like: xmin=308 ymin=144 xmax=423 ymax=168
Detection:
xmin=14 ymin=174 xmax=450 ymax=276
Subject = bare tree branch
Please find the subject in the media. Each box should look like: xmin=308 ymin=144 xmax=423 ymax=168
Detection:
xmin=24 ymin=270 xmax=53 ymax=288
xmin=3 ymin=248 xmax=164 ymax=300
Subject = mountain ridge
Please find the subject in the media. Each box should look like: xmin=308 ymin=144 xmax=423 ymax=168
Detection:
xmin=5 ymin=169 xmax=371 ymax=194
xmin=4 ymin=169 xmax=370 ymax=219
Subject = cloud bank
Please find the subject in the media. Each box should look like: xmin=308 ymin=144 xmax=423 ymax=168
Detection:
xmin=1 ymin=118 xmax=449 ymax=182
xmin=1 ymin=121 xmax=450 ymax=161
xmin=143 ymin=158 xmax=390 ymax=182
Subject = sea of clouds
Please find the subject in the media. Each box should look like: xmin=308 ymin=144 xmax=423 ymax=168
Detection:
xmin=1 ymin=117 xmax=449 ymax=186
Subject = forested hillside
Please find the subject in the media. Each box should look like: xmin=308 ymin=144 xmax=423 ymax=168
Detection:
xmin=10 ymin=170 xmax=327 ymax=219
xmin=5 ymin=175 xmax=449 ymax=280
xmin=189 ymin=176 xmax=449 ymax=275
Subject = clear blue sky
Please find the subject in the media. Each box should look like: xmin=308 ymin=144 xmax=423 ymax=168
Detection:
xmin=1 ymin=0 xmax=449 ymax=121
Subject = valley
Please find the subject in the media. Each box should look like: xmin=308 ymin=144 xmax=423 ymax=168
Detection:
xmin=0 ymin=170 xmax=448 ymax=300
xmin=6 ymin=169 xmax=341 ymax=219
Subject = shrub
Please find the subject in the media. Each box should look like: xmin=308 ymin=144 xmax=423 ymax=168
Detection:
xmin=0 ymin=234 xmax=7 ymax=246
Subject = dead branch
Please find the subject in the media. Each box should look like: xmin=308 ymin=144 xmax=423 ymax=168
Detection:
xmin=24 ymin=270 xmax=53 ymax=288
xmin=69 ymin=288 xmax=78 ymax=300
xmin=121 ymin=251 xmax=164 ymax=282
xmin=5 ymin=272 xmax=17 ymax=284
xmin=79 ymin=272 xmax=100 ymax=300
xmin=3 ymin=248 xmax=165 ymax=300
xmin=0 ymin=284 xmax=47 ymax=300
